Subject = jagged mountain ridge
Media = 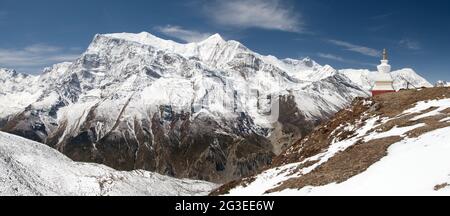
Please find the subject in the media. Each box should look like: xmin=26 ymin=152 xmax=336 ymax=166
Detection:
xmin=0 ymin=32 xmax=427 ymax=183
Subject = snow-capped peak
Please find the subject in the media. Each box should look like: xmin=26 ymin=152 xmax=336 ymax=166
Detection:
xmin=199 ymin=33 xmax=225 ymax=45
xmin=0 ymin=68 xmax=18 ymax=78
xmin=92 ymin=31 xmax=184 ymax=54
xmin=104 ymin=31 xmax=177 ymax=46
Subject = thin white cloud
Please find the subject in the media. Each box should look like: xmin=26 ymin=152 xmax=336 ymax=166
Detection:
xmin=399 ymin=39 xmax=421 ymax=50
xmin=0 ymin=44 xmax=81 ymax=74
xmin=23 ymin=44 xmax=62 ymax=53
xmin=204 ymin=0 xmax=303 ymax=33
xmin=317 ymin=53 xmax=346 ymax=62
xmin=0 ymin=11 xmax=7 ymax=24
xmin=367 ymin=25 xmax=387 ymax=32
xmin=156 ymin=25 xmax=212 ymax=43
xmin=317 ymin=53 xmax=376 ymax=67
xmin=370 ymin=13 xmax=393 ymax=20
xmin=327 ymin=39 xmax=380 ymax=57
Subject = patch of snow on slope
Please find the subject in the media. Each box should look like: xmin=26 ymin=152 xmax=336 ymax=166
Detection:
xmin=364 ymin=123 xmax=426 ymax=141
xmin=440 ymin=117 xmax=450 ymax=122
xmin=402 ymin=99 xmax=450 ymax=121
xmin=226 ymin=117 xmax=380 ymax=196
xmin=271 ymin=126 xmax=450 ymax=196
xmin=141 ymin=78 xmax=195 ymax=112
xmin=224 ymin=162 xmax=303 ymax=196
xmin=0 ymin=132 xmax=217 ymax=196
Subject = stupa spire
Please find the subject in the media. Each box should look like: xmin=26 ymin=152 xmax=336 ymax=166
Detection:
xmin=382 ymin=48 xmax=388 ymax=60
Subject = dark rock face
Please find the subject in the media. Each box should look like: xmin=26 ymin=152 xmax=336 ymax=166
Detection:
xmin=269 ymin=95 xmax=318 ymax=154
xmin=2 ymin=109 xmax=49 ymax=143
xmin=63 ymin=113 xmax=274 ymax=183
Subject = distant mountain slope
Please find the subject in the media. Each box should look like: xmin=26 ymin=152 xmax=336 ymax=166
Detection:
xmin=0 ymin=131 xmax=216 ymax=196
xmin=436 ymin=80 xmax=450 ymax=87
xmin=214 ymin=87 xmax=450 ymax=196
xmin=0 ymin=68 xmax=40 ymax=119
xmin=340 ymin=68 xmax=432 ymax=91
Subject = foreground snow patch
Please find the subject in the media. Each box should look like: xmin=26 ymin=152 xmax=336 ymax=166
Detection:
xmin=0 ymin=132 xmax=217 ymax=196
xmin=271 ymin=127 xmax=450 ymax=196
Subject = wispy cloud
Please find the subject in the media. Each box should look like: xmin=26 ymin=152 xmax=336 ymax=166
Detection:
xmin=399 ymin=38 xmax=421 ymax=50
xmin=317 ymin=53 xmax=376 ymax=67
xmin=0 ymin=44 xmax=81 ymax=74
xmin=204 ymin=0 xmax=303 ymax=33
xmin=155 ymin=25 xmax=212 ymax=43
xmin=0 ymin=11 xmax=7 ymax=24
xmin=370 ymin=13 xmax=393 ymax=20
xmin=317 ymin=53 xmax=346 ymax=62
xmin=367 ymin=25 xmax=387 ymax=32
xmin=327 ymin=39 xmax=380 ymax=57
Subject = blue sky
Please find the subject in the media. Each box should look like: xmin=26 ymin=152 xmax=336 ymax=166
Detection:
xmin=0 ymin=0 xmax=449 ymax=82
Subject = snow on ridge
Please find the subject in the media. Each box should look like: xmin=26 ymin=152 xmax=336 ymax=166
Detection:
xmin=97 ymin=32 xmax=334 ymax=80
xmin=99 ymin=32 xmax=228 ymax=58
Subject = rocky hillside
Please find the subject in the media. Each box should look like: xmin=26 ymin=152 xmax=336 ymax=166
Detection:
xmin=0 ymin=131 xmax=216 ymax=196
xmin=213 ymin=87 xmax=450 ymax=195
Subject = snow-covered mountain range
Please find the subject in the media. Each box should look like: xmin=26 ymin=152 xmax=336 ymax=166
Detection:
xmin=0 ymin=32 xmax=431 ymax=184
xmin=436 ymin=80 xmax=450 ymax=87
xmin=0 ymin=131 xmax=216 ymax=196
xmin=340 ymin=68 xmax=432 ymax=91
xmin=214 ymin=88 xmax=450 ymax=196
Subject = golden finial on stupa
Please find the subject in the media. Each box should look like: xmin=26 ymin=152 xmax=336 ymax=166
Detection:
xmin=382 ymin=48 xmax=388 ymax=60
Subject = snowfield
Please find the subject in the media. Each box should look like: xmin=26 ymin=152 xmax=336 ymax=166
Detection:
xmin=0 ymin=132 xmax=217 ymax=196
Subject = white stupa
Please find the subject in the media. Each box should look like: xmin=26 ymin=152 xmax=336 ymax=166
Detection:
xmin=372 ymin=49 xmax=395 ymax=96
